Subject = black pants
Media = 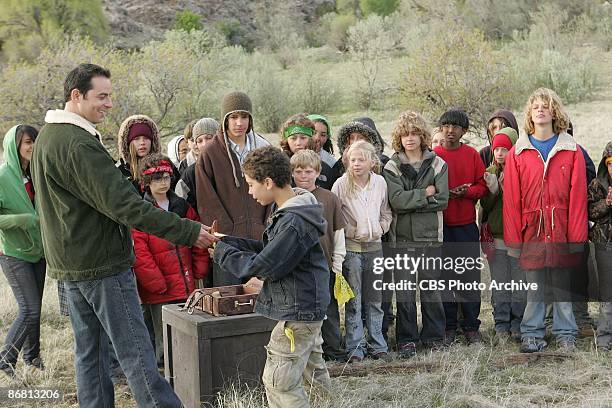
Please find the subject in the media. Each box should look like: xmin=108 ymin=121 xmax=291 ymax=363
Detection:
xmin=395 ymin=247 xmax=445 ymax=346
xmin=442 ymin=223 xmax=481 ymax=332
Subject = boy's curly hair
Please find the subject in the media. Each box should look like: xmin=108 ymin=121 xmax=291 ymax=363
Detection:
xmin=138 ymin=153 xmax=174 ymax=190
xmin=243 ymin=146 xmax=292 ymax=188
xmin=279 ymin=113 xmax=317 ymax=157
xmin=391 ymin=111 xmax=431 ymax=152
xmin=523 ymin=88 xmax=570 ymax=136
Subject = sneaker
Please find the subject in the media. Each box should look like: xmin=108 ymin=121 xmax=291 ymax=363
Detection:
xmin=556 ymin=337 xmax=576 ymax=352
xmin=464 ymin=330 xmax=482 ymax=345
xmin=444 ymin=330 xmax=457 ymax=346
xmin=347 ymin=355 xmax=363 ymax=364
xmin=494 ymin=330 xmax=511 ymax=340
xmin=370 ymin=351 xmax=389 ymax=361
xmin=25 ymin=357 xmax=45 ymax=371
xmin=398 ymin=342 xmax=417 ymax=359
xmin=424 ymin=341 xmax=445 ymax=352
xmin=520 ymin=337 xmax=547 ymax=353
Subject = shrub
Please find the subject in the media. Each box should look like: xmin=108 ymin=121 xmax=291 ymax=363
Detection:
xmin=401 ymin=27 xmax=519 ymax=133
xmin=173 ymin=10 xmax=203 ymax=32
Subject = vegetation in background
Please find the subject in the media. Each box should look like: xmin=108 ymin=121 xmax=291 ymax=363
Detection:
xmin=0 ymin=0 xmax=609 ymax=144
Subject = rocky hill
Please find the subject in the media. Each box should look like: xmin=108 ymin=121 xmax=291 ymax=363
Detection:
xmin=102 ymin=0 xmax=334 ymax=49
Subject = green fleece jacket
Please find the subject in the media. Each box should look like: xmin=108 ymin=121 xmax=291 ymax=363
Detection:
xmin=383 ymin=150 xmax=449 ymax=246
xmin=480 ymin=165 xmax=504 ymax=238
xmin=30 ymin=110 xmax=201 ymax=281
xmin=0 ymin=126 xmax=44 ymax=263
xmin=480 ymin=127 xmax=519 ymax=239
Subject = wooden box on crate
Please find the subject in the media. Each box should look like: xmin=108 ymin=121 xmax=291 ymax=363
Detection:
xmin=162 ymin=304 xmax=276 ymax=407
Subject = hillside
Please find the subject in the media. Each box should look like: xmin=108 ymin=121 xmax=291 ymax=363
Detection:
xmin=102 ymin=0 xmax=333 ymax=49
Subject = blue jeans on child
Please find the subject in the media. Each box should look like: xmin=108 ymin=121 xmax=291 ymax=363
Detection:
xmin=64 ymin=269 xmax=181 ymax=408
xmin=520 ymin=268 xmax=577 ymax=340
xmin=0 ymin=255 xmax=46 ymax=368
xmin=489 ymin=249 xmax=526 ymax=334
xmin=343 ymin=250 xmax=387 ymax=359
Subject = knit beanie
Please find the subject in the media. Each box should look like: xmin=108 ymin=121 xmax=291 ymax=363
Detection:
xmin=307 ymin=114 xmax=332 ymax=138
xmin=491 ymin=127 xmax=518 ymax=151
xmin=127 ymin=123 xmax=154 ymax=145
xmin=221 ymin=91 xmax=253 ymax=132
xmin=193 ymin=118 xmax=220 ymax=138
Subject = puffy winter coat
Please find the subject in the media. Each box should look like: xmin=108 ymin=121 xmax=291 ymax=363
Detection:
xmin=133 ymin=192 xmax=209 ymax=304
xmin=503 ymin=132 xmax=588 ymax=269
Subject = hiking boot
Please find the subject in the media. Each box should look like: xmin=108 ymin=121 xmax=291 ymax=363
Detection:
xmin=556 ymin=337 xmax=577 ymax=352
xmin=0 ymin=363 xmax=16 ymax=379
xmin=464 ymin=330 xmax=482 ymax=345
xmin=25 ymin=357 xmax=45 ymax=371
xmin=398 ymin=342 xmax=417 ymax=359
xmin=579 ymin=326 xmax=595 ymax=338
xmin=520 ymin=337 xmax=547 ymax=353
xmin=444 ymin=330 xmax=457 ymax=346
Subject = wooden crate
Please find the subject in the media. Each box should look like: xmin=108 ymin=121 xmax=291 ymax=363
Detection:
xmin=190 ymin=284 xmax=260 ymax=316
xmin=162 ymin=304 xmax=276 ymax=407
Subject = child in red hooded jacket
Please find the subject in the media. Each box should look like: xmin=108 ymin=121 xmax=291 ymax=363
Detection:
xmin=133 ymin=153 xmax=209 ymax=367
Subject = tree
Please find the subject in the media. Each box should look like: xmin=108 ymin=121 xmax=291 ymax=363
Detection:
xmin=360 ymin=0 xmax=399 ymax=16
xmin=347 ymin=14 xmax=397 ymax=109
xmin=0 ymin=0 xmax=108 ymax=61
xmin=173 ymin=10 xmax=203 ymax=32
xmin=401 ymin=28 xmax=520 ymax=134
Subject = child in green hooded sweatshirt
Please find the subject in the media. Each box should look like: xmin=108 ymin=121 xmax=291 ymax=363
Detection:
xmin=0 ymin=125 xmax=46 ymax=378
xmin=481 ymin=127 xmax=526 ymax=341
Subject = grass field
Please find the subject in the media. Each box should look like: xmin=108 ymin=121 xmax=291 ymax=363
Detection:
xmin=1 ymin=51 xmax=611 ymax=407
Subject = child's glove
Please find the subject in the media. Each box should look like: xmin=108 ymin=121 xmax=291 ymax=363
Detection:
xmin=334 ymin=272 xmax=354 ymax=306
xmin=483 ymin=172 xmax=499 ymax=195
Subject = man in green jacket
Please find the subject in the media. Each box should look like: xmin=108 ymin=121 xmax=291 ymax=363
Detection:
xmin=30 ymin=63 xmax=216 ymax=408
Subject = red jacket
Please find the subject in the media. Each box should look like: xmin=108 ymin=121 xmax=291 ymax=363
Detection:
xmin=133 ymin=192 xmax=209 ymax=304
xmin=433 ymin=143 xmax=487 ymax=226
xmin=503 ymin=132 xmax=587 ymax=269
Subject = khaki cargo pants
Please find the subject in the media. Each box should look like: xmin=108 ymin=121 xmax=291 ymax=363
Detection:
xmin=263 ymin=320 xmax=331 ymax=408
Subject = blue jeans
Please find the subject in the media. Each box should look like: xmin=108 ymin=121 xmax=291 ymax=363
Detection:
xmin=489 ymin=249 xmax=526 ymax=333
xmin=520 ymin=268 xmax=577 ymax=340
xmin=64 ymin=269 xmax=181 ymax=408
xmin=0 ymin=255 xmax=46 ymax=368
xmin=343 ymin=250 xmax=387 ymax=359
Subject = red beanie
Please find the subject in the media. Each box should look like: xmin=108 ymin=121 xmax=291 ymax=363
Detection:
xmin=491 ymin=132 xmax=512 ymax=152
xmin=127 ymin=123 xmax=154 ymax=144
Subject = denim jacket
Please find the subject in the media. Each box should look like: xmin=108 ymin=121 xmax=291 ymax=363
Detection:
xmin=214 ymin=188 xmax=331 ymax=321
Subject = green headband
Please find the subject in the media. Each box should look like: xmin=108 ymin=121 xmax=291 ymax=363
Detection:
xmin=283 ymin=125 xmax=313 ymax=139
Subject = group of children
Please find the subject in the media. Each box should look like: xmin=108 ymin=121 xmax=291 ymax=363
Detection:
xmin=24 ymin=84 xmax=603 ymax=407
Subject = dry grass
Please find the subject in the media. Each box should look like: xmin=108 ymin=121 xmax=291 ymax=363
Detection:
xmin=2 ymin=264 xmax=612 ymax=407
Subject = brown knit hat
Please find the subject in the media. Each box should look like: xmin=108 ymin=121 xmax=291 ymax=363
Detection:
xmin=221 ymin=91 xmax=253 ymax=134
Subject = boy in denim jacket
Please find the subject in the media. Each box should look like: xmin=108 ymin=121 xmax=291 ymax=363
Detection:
xmin=211 ymin=146 xmax=331 ymax=408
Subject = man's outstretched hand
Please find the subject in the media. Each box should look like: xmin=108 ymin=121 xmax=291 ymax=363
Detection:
xmin=194 ymin=224 xmax=218 ymax=249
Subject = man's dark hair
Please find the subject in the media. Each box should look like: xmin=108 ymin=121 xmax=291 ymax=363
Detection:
xmin=438 ymin=108 xmax=469 ymax=130
xmin=243 ymin=146 xmax=291 ymax=188
xmin=64 ymin=64 xmax=111 ymax=102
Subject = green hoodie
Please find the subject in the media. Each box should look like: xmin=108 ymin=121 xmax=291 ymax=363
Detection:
xmin=480 ymin=127 xmax=519 ymax=239
xmin=0 ymin=126 xmax=44 ymax=263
